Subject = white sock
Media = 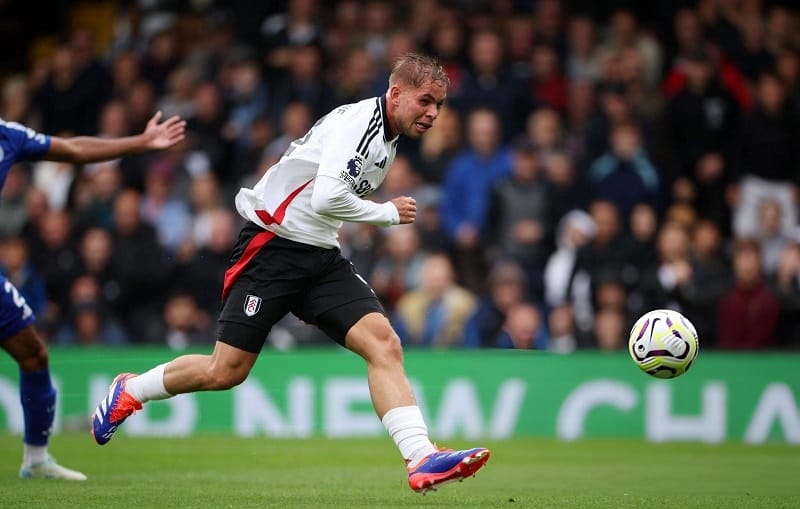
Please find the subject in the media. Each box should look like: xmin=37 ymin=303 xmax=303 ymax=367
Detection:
xmin=23 ymin=444 xmax=48 ymax=467
xmin=125 ymin=363 xmax=172 ymax=403
xmin=382 ymin=405 xmax=437 ymax=468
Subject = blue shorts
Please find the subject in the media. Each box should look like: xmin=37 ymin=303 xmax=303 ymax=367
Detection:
xmin=0 ymin=276 xmax=35 ymax=342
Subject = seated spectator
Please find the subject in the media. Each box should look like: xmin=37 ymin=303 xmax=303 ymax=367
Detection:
xmin=0 ymin=165 xmax=30 ymax=237
xmin=627 ymin=202 xmax=658 ymax=275
xmin=543 ymin=209 xmax=596 ymax=308
xmin=570 ymin=200 xmax=633 ymax=336
xmin=369 ymin=224 xmax=427 ymax=313
xmin=452 ymin=30 xmax=533 ymax=142
xmin=52 ymin=299 xmax=129 ymax=346
xmin=683 ymin=219 xmax=732 ymax=345
xmin=160 ymin=292 xmax=214 ymax=350
xmin=495 ymin=302 xmax=547 ymax=350
xmin=716 ymin=239 xmax=780 ymax=349
xmin=768 ymin=241 xmax=800 ymax=348
xmin=530 ymin=44 xmax=567 ymax=114
xmin=547 ymin=303 xmax=578 ymax=353
xmin=592 ymin=307 xmax=627 ymax=351
xmin=414 ymin=104 xmax=462 ymax=185
xmin=140 ymin=161 xmax=192 ymax=255
xmin=587 ymin=120 xmax=660 ymax=220
xmin=526 ymin=108 xmax=565 ymax=157
xmin=486 ymin=138 xmax=554 ymax=301
xmin=111 ymin=188 xmax=170 ymax=341
xmin=463 ymin=260 xmax=529 ymax=348
xmin=392 ymin=253 xmax=476 ymax=348
xmin=441 ymin=108 xmax=511 ymax=292
xmin=756 ymin=198 xmax=792 ymax=277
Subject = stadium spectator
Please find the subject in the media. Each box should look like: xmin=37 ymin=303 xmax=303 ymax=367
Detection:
xmin=34 ymin=43 xmax=109 ymax=135
xmin=140 ymin=161 xmax=192 ymax=254
xmin=393 ymin=253 xmax=476 ymax=347
xmin=463 ymin=260 xmax=530 ymax=348
xmin=756 ymin=199 xmax=793 ymax=277
xmin=544 ymin=151 xmax=586 ymax=221
xmin=570 ymin=200 xmax=634 ymax=337
xmin=662 ymin=45 xmax=741 ymax=195
xmin=587 ymin=120 xmax=660 ymax=220
xmin=268 ymin=44 xmax=335 ymax=123
xmin=159 ymin=292 xmax=214 ymax=350
xmin=369 ymin=224 xmax=427 ymax=313
xmin=53 ymin=274 xmax=129 ymax=346
xmin=546 ymin=303 xmax=578 ymax=353
xmin=441 ymin=108 xmax=510 ymax=292
xmin=261 ymin=101 xmax=314 ymax=169
xmin=530 ymin=44 xmax=567 ymax=114
xmin=592 ymin=306 xmax=628 ymax=351
xmin=769 ymin=241 xmax=800 ymax=348
xmin=414 ymin=104 xmax=462 ymax=185
xmin=565 ymin=15 xmax=601 ymax=82
xmin=486 ymin=138 xmax=554 ymax=301
xmin=0 ymin=165 xmax=30 ymax=237
xmin=495 ymin=302 xmax=547 ymax=350
xmin=334 ymin=47 xmax=379 ymax=106
xmin=543 ymin=209 xmax=596 ymax=309
xmin=28 ymin=210 xmax=80 ymax=317
xmin=526 ymin=107 xmax=566 ymax=159
xmin=730 ymin=71 xmax=800 ymax=239
xmin=76 ymin=227 xmax=123 ymax=317
xmin=110 ymin=188 xmax=171 ymax=340
xmin=53 ymin=300 xmax=129 ymax=346
xmin=717 ymin=239 xmax=781 ymax=349
xmin=452 ymin=30 xmax=533 ymax=141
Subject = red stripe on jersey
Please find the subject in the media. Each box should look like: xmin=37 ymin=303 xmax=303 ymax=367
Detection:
xmin=221 ymin=230 xmax=275 ymax=300
xmin=222 ymin=179 xmax=313 ymax=300
xmin=254 ymin=178 xmax=314 ymax=226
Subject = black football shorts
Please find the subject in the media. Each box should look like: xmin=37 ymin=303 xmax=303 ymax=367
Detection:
xmin=217 ymin=222 xmax=384 ymax=353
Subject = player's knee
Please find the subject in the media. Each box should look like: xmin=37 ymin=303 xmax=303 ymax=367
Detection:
xmin=207 ymin=366 xmax=248 ymax=390
xmin=18 ymin=343 xmax=49 ymax=372
xmin=368 ymin=328 xmax=404 ymax=365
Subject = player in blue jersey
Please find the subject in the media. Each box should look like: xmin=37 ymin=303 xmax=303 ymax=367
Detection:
xmin=1 ymin=111 xmax=185 ymax=479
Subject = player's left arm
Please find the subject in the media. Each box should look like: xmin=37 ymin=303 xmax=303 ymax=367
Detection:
xmin=45 ymin=111 xmax=186 ymax=164
xmin=311 ymin=105 xmax=403 ymax=225
xmin=311 ymin=175 xmax=402 ymax=226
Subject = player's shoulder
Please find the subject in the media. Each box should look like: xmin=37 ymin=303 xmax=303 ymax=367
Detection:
xmin=0 ymin=118 xmax=47 ymax=143
xmin=325 ymin=97 xmax=381 ymax=125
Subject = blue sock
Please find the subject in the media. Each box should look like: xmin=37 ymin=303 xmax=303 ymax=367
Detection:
xmin=19 ymin=369 xmax=56 ymax=446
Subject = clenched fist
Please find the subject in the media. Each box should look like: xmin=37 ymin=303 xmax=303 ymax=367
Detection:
xmin=390 ymin=196 xmax=417 ymax=224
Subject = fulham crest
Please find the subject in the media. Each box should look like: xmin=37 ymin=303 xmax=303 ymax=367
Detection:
xmin=244 ymin=294 xmax=262 ymax=316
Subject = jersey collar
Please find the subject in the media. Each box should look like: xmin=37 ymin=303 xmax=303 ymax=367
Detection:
xmin=379 ymin=95 xmax=398 ymax=143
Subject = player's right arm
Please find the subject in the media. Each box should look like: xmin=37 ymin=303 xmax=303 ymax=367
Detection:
xmin=45 ymin=111 xmax=185 ymax=164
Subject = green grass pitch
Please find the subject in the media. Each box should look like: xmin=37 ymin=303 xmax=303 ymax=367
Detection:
xmin=1 ymin=434 xmax=798 ymax=508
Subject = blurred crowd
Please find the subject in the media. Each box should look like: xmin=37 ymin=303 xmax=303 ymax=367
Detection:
xmin=0 ymin=0 xmax=799 ymax=352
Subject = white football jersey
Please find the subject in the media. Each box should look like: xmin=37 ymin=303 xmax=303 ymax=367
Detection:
xmin=235 ymin=96 xmax=400 ymax=248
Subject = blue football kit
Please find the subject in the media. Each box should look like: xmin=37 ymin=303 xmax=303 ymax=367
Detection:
xmin=0 ymin=120 xmax=50 ymax=341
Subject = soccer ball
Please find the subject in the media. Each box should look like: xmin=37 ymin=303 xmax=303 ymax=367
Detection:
xmin=628 ymin=309 xmax=699 ymax=379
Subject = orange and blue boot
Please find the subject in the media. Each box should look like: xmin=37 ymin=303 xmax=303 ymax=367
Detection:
xmin=407 ymin=446 xmax=491 ymax=494
xmin=91 ymin=373 xmax=142 ymax=445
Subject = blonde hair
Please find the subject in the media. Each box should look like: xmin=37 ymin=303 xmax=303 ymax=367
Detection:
xmin=389 ymin=53 xmax=450 ymax=89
